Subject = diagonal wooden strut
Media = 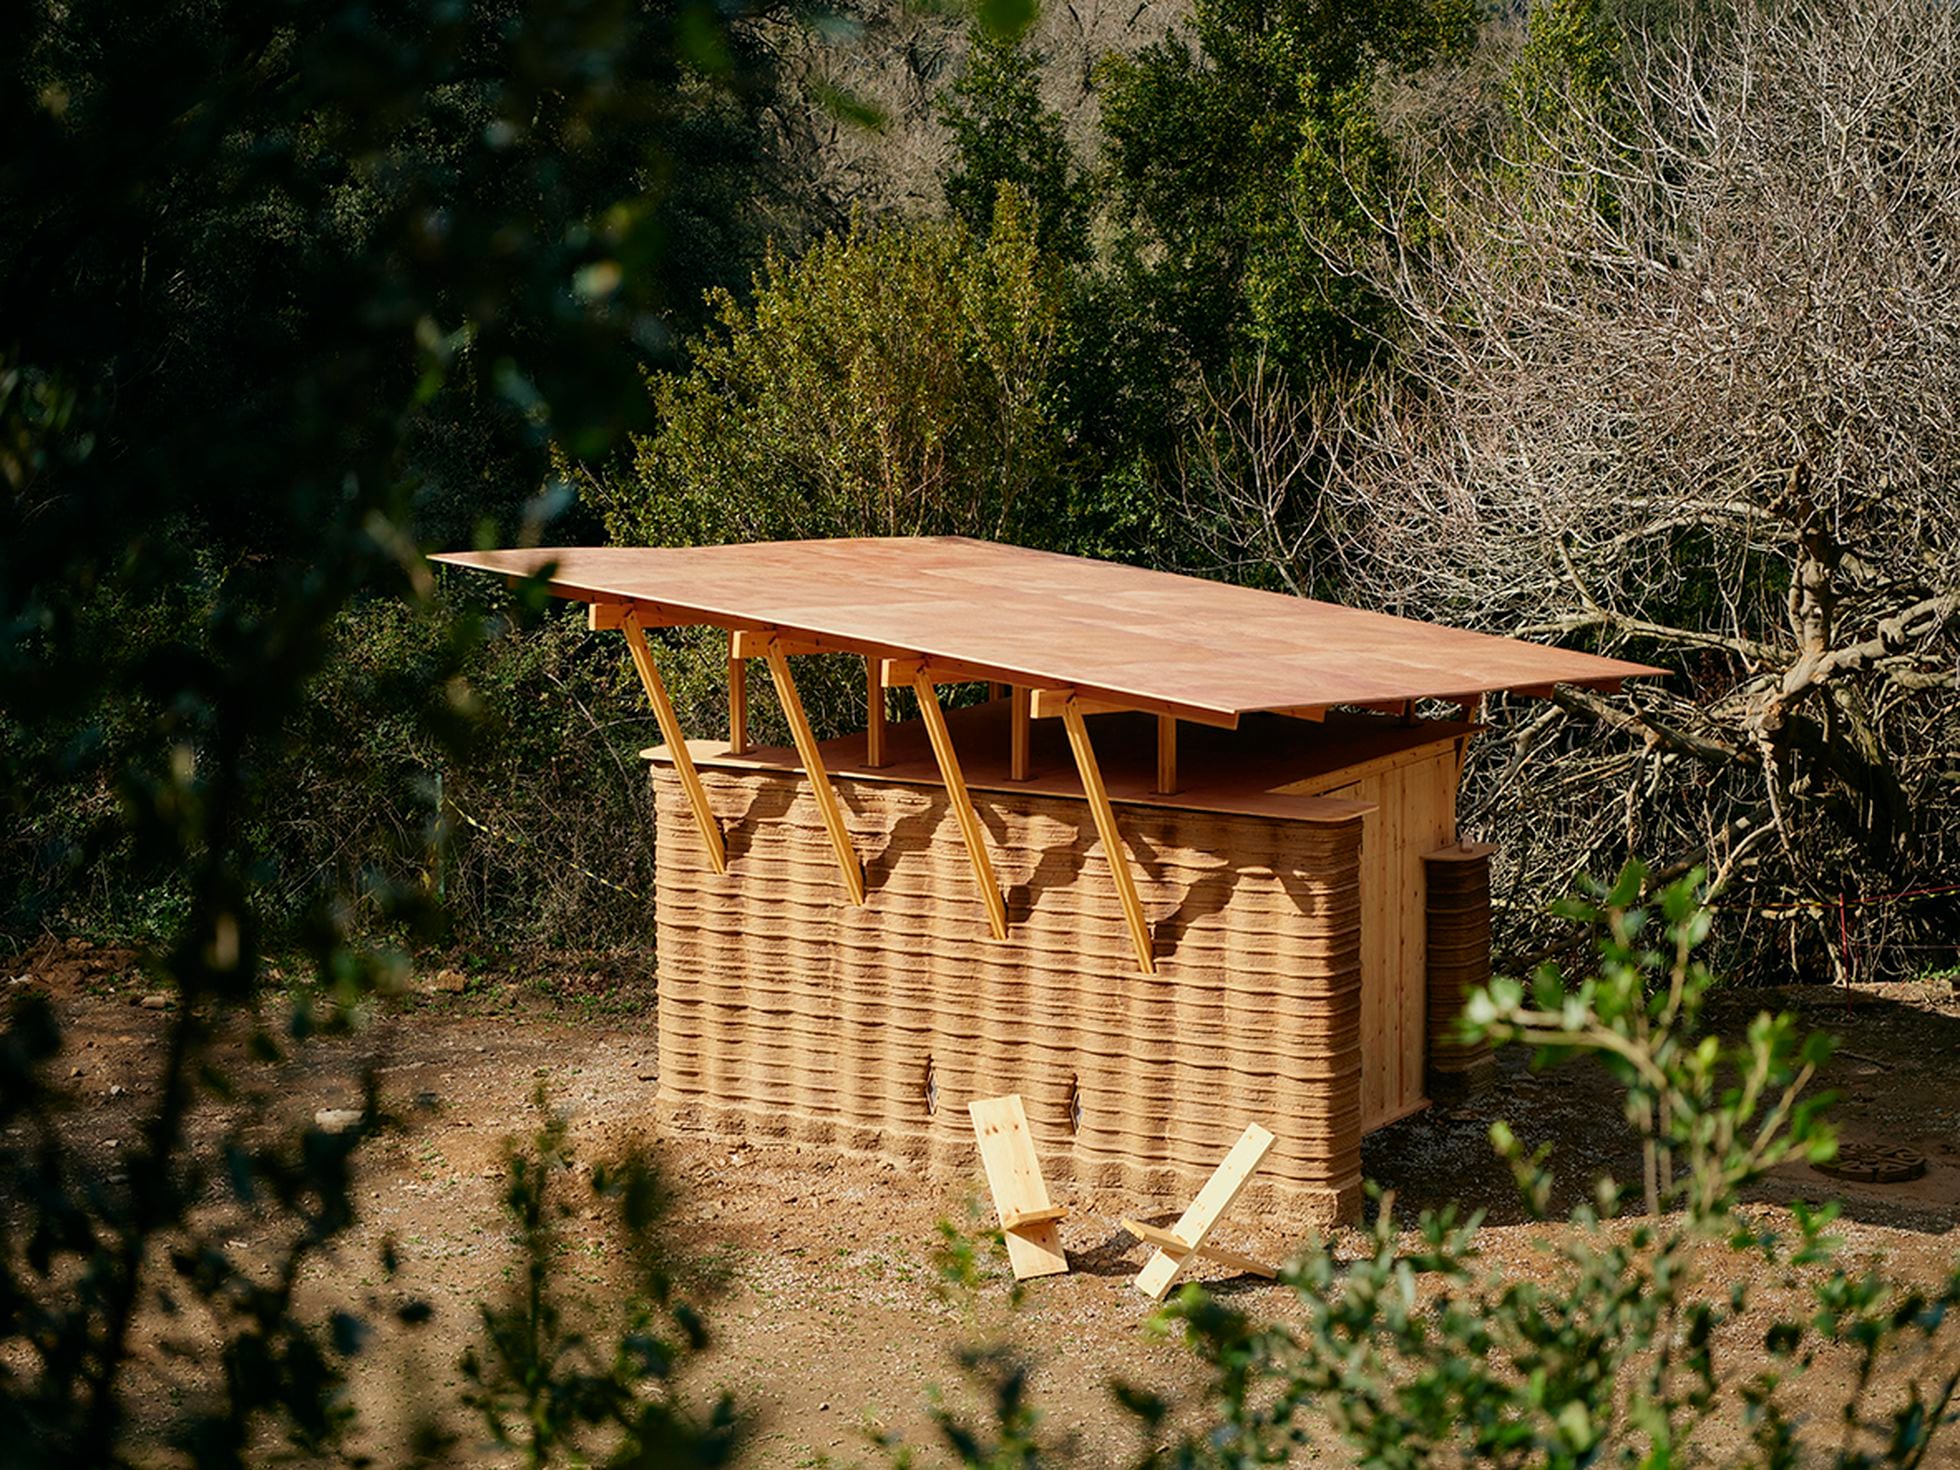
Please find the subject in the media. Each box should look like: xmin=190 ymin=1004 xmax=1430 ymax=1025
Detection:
xmin=911 ymin=671 xmax=1009 ymax=939
xmin=620 ymin=611 xmax=726 ymax=875
xmin=763 ymin=637 xmax=866 ymax=906
xmin=1059 ymin=696 xmax=1155 ymax=975
xmin=1120 ymin=1218 xmax=1276 ymax=1279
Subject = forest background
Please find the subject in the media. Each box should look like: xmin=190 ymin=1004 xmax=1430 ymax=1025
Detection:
xmin=7 ymin=0 xmax=1959 ymax=1017
xmin=4 ymin=0 xmax=1959 ymax=1463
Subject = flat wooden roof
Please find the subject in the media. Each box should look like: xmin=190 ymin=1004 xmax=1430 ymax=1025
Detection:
xmin=433 ymin=536 xmax=1662 ymax=724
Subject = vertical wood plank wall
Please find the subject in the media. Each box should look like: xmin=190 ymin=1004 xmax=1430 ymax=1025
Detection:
xmin=1321 ymin=748 xmax=1460 ymax=1130
xmin=649 ymin=763 xmax=1371 ymax=1225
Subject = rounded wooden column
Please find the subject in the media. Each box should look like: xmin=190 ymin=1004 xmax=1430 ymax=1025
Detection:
xmin=1420 ymin=842 xmax=1498 ymax=1101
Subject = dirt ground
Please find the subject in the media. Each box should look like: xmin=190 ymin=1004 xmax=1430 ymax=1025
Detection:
xmin=10 ymin=939 xmax=1960 ymax=1466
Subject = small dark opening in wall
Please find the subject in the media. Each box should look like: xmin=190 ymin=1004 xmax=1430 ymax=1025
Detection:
xmin=1068 ymin=1077 xmax=1083 ymax=1134
xmin=923 ymin=1057 xmax=938 ymax=1117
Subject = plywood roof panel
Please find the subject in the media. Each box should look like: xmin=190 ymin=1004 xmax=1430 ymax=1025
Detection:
xmin=432 ymin=536 xmax=1663 ymax=718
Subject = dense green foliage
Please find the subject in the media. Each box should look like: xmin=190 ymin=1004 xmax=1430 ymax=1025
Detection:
xmin=597 ymin=188 xmax=1077 ymax=549
xmin=0 ymin=0 xmax=828 ymax=1459
xmin=938 ymin=26 xmax=1088 ymax=261
xmin=1096 ymin=0 xmax=1477 ymax=378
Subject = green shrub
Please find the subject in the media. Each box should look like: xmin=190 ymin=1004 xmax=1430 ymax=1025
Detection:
xmin=939 ymin=25 xmax=1088 ymax=263
xmin=1150 ymin=865 xmax=1960 ymax=1466
xmin=286 ymin=593 xmax=663 ymax=952
xmin=461 ymin=1094 xmax=734 ymax=1468
xmin=6 ymin=584 xmax=671 ymax=955
xmin=1096 ymin=0 xmax=1477 ymax=378
xmin=591 ymin=188 xmax=1078 ymax=553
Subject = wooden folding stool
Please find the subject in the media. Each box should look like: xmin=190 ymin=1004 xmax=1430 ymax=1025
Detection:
xmin=1123 ymin=1122 xmax=1279 ymax=1300
xmin=968 ymin=1093 xmax=1069 ymax=1280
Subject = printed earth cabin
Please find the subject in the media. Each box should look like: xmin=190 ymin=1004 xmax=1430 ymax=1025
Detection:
xmin=434 ymin=537 xmax=1661 ymax=1224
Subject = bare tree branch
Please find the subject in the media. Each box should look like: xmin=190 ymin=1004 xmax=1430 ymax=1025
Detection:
xmin=1185 ymin=0 xmax=1960 ymax=977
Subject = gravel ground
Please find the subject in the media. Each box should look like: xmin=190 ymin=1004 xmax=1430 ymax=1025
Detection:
xmin=10 ymin=940 xmax=1959 ymax=1465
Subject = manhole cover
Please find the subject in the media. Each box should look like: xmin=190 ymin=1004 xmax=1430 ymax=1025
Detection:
xmin=1814 ymin=1142 xmax=1928 ymax=1185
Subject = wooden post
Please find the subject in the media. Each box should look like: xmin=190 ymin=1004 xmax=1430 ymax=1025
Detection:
xmin=727 ymin=633 xmax=749 ymax=756
xmin=764 ymin=638 xmax=866 ymax=906
xmin=913 ymin=672 xmax=1009 ymax=940
xmin=1155 ymin=715 xmax=1178 ymax=796
xmin=620 ymin=611 xmax=726 ymax=875
xmin=866 ymin=656 xmax=888 ymax=768
xmin=1060 ymin=697 xmax=1155 ymax=975
xmin=1009 ymin=686 xmax=1031 ymax=781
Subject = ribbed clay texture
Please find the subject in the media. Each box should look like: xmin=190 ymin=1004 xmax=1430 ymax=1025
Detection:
xmin=651 ymin=765 xmax=1369 ymax=1226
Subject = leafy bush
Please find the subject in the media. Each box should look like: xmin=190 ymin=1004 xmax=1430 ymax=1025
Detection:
xmin=921 ymin=866 xmax=1959 ymax=1468
xmin=1095 ymin=0 xmax=1477 ymax=378
xmin=6 ymin=585 xmax=669 ymax=955
xmin=461 ymin=1095 xmax=734 ymax=1468
xmin=583 ymin=187 xmax=1099 ymax=748
xmin=282 ymin=593 xmax=665 ymax=953
xmin=592 ymin=187 xmax=1078 ymax=553
xmin=939 ymin=25 xmax=1088 ymax=262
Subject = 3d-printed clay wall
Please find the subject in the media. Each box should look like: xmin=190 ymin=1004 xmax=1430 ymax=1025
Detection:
xmin=1420 ymin=842 xmax=1498 ymax=1100
xmin=649 ymin=762 xmax=1370 ymax=1225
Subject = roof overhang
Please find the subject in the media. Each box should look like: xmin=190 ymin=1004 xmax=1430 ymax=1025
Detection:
xmin=431 ymin=536 xmax=1665 ymax=725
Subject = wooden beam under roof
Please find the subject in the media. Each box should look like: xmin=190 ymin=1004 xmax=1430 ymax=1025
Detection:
xmin=1028 ymin=688 xmax=1130 ymax=720
xmin=563 ymin=593 xmax=1251 ymax=730
xmin=1059 ymin=696 xmax=1156 ymax=975
xmin=865 ymin=657 xmax=889 ymax=768
xmin=1512 ymin=678 xmax=1621 ymax=699
xmin=877 ymin=655 xmax=1015 ymax=689
xmin=567 ymin=589 xmax=696 ymax=628
xmin=762 ymin=637 xmax=866 ymax=906
xmin=908 ymin=668 xmax=1009 ymax=940
xmin=619 ymin=610 xmax=727 ymax=875
xmin=588 ymin=600 xmax=688 ymax=632
xmin=730 ymin=628 xmax=826 ymax=660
